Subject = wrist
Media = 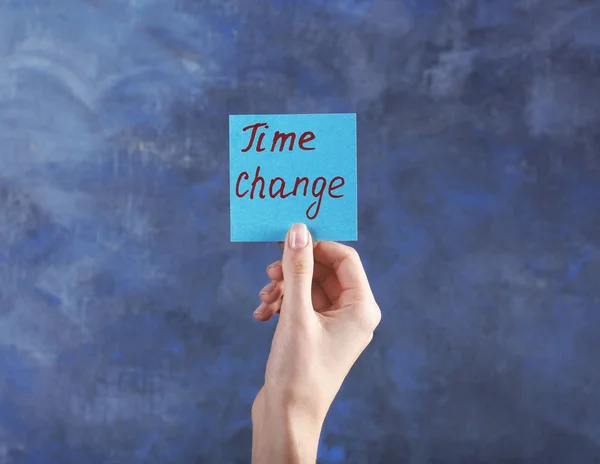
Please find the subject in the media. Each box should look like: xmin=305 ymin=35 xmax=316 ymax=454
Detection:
xmin=252 ymin=390 xmax=324 ymax=464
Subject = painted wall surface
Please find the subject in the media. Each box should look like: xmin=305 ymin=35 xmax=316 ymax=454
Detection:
xmin=1 ymin=1 xmax=599 ymax=463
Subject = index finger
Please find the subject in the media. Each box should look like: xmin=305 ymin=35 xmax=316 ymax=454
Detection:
xmin=312 ymin=241 xmax=371 ymax=293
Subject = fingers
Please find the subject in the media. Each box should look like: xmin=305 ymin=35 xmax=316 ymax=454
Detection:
xmin=281 ymin=224 xmax=315 ymax=319
xmin=270 ymin=241 xmax=366 ymax=304
xmin=259 ymin=281 xmax=283 ymax=304
xmin=254 ymin=280 xmax=331 ymax=322
xmin=253 ymin=300 xmax=281 ymax=322
xmin=253 ymin=280 xmax=283 ymax=322
xmin=256 ymin=239 xmax=376 ymax=326
xmin=267 ymin=259 xmax=343 ymax=304
xmin=266 ymin=262 xmax=281 ymax=280
xmin=256 ymin=231 xmax=370 ymax=323
xmin=313 ymin=241 xmax=371 ymax=295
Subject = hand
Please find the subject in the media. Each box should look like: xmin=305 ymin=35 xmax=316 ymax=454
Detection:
xmin=251 ymin=223 xmax=381 ymax=463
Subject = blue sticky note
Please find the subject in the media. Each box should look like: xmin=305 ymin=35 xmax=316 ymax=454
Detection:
xmin=229 ymin=113 xmax=357 ymax=242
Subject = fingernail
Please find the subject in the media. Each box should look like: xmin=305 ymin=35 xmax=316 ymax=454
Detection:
xmin=288 ymin=223 xmax=308 ymax=249
xmin=260 ymin=282 xmax=276 ymax=295
xmin=254 ymin=303 xmax=265 ymax=316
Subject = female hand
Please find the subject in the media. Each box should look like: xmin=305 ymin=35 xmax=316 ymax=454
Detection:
xmin=251 ymin=223 xmax=381 ymax=463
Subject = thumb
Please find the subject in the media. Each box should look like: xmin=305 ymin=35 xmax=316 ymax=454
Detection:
xmin=281 ymin=223 xmax=314 ymax=315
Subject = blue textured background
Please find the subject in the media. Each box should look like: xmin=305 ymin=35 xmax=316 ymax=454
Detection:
xmin=1 ymin=1 xmax=599 ymax=463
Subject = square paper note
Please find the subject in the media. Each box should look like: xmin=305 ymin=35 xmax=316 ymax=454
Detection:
xmin=229 ymin=113 xmax=357 ymax=242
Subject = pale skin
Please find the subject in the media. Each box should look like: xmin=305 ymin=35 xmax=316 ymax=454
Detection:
xmin=251 ymin=223 xmax=382 ymax=463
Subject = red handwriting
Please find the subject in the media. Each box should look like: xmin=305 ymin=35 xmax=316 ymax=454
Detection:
xmin=235 ymin=166 xmax=345 ymax=220
xmin=236 ymin=121 xmax=344 ymax=220
xmin=241 ymin=122 xmax=316 ymax=152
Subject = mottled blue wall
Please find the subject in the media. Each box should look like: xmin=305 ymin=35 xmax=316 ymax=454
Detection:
xmin=1 ymin=0 xmax=599 ymax=463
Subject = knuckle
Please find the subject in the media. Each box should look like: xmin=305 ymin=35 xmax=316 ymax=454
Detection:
xmin=267 ymin=261 xmax=280 ymax=272
xmin=333 ymin=247 xmax=361 ymax=272
xmin=355 ymin=301 xmax=381 ymax=332
xmin=339 ymin=246 xmax=361 ymax=266
xmin=346 ymin=247 xmax=361 ymax=263
xmin=372 ymin=304 xmax=382 ymax=328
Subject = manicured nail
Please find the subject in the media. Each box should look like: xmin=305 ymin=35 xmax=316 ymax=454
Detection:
xmin=254 ymin=303 xmax=266 ymax=316
xmin=288 ymin=223 xmax=308 ymax=249
xmin=260 ymin=282 xmax=276 ymax=295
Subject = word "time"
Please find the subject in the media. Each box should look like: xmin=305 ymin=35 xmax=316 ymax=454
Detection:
xmin=241 ymin=123 xmax=315 ymax=152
